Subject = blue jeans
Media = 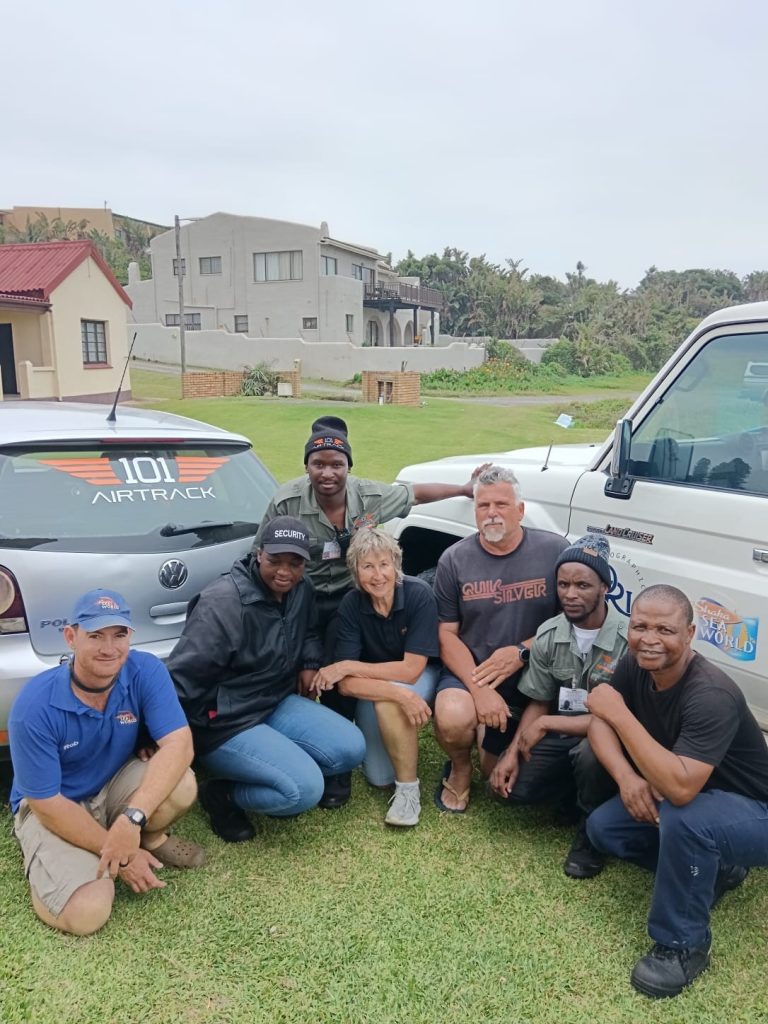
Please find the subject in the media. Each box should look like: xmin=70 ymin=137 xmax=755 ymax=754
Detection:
xmin=354 ymin=665 xmax=439 ymax=786
xmin=201 ymin=695 xmax=365 ymax=817
xmin=587 ymin=789 xmax=768 ymax=948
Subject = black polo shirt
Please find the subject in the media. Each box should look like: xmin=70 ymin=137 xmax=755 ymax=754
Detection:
xmin=334 ymin=575 xmax=439 ymax=664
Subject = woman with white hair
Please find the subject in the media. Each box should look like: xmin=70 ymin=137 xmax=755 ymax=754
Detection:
xmin=312 ymin=529 xmax=439 ymax=827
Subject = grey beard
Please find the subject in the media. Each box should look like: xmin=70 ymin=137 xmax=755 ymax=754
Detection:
xmin=481 ymin=525 xmax=506 ymax=543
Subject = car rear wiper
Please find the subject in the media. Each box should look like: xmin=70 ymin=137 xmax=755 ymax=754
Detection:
xmin=160 ymin=520 xmax=236 ymax=537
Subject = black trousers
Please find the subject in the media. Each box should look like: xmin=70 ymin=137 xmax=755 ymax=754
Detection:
xmin=315 ymin=589 xmax=357 ymax=723
xmin=507 ymin=734 xmax=616 ymax=815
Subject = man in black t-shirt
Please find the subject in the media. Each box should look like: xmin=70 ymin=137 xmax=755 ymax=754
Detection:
xmin=585 ymin=584 xmax=768 ymax=1000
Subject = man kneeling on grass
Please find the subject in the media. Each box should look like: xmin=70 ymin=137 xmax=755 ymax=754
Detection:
xmin=9 ymin=589 xmax=204 ymax=936
xmin=489 ymin=534 xmax=626 ymax=878
xmin=585 ymin=584 xmax=768 ymax=999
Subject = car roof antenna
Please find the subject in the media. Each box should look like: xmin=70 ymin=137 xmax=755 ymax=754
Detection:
xmin=106 ymin=332 xmax=138 ymax=423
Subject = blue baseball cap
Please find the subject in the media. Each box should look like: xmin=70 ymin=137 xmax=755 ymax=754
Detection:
xmin=72 ymin=589 xmax=133 ymax=631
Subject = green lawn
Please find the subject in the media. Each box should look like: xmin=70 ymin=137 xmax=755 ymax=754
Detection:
xmin=2 ymin=378 xmax=766 ymax=1024
xmin=127 ymin=369 xmax=626 ymax=483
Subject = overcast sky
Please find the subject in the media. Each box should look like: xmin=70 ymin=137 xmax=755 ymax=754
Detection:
xmin=5 ymin=0 xmax=766 ymax=287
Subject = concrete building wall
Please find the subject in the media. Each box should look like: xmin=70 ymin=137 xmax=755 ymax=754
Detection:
xmin=509 ymin=338 xmax=558 ymax=364
xmin=50 ymin=257 xmax=130 ymax=398
xmin=0 ymin=309 xmax=44 ymax=367
xmin=0 ymin=206 xmax=115 ymax=236
xmin=131 ymin=324 xmax=485 ymax=378
xmin=126 ymin=274 xmax=158 ymax=324
xmin=318 ymin=273 xmax=363 ymax=344
xmin=138 ymin=213 xmax=326 ymax=339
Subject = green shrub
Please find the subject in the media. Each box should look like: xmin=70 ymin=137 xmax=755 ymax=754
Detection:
xmin=421 ymin=357 xmax=566 ymax=394
xmin=241 ymin=364 xmax=280 ymax=396
xmin=541 ymin=338 xmax=579 ymax=374
xmin=542 ymin=337 xmax=631 ymax=378
xmin=484 ymin=339 xmax=528 ymax=364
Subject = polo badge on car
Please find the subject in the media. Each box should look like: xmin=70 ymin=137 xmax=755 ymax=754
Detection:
xmin=159 ymin=559 xmax=189 ymax=589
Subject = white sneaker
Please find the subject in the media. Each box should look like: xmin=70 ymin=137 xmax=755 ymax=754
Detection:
xmin=385 ymin=782 xmax=421 ymax=827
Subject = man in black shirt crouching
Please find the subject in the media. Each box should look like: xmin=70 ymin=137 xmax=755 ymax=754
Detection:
xmin=585 ymin=584 xmax=768 ymax=1000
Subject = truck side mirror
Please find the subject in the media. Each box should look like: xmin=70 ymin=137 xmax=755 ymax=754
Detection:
xmin=604 ymin=418 xmax=635 ymax=498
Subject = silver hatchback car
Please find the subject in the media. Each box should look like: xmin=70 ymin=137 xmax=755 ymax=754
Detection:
xmin=0 ymin=401 xmax=276 ymax=752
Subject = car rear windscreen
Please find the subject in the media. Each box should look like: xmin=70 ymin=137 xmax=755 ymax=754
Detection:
xmin=0 ymin=442 xmax=276 ymax=552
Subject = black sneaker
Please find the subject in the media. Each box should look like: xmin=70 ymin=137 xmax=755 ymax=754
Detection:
xmin=712 ymin=863 xmax=749 ymax=906
xmin=631 ymin=942 xmax=711 ymax=998
xmin=198 ymin=779 xmax=256 ymax=843
xmin=563 ymin=825 xmax=604 ymax=879
xmin=318 ymin=772 xmax=352 ymax=809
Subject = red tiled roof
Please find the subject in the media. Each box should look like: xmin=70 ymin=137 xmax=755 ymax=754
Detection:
xmin=0 ymin=292 xmax=51 ymax=311
xmin=0 ymin=240 xmax=132 ymax=307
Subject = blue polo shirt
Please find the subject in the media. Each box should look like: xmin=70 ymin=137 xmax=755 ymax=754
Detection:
xmin=9 ymin=651 xmax=188 ymax=813
xmin=334 ymin=575 xmax=439 ymax=664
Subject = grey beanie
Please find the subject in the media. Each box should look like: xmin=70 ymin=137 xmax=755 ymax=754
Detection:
xmin=555 ymin=533 xmax=612 ymax=587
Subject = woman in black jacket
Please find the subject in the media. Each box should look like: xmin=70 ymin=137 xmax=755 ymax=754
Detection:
xmin=167 ymin=516 xmax=365 ymax=842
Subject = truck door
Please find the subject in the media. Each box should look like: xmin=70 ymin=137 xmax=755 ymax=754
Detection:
xmin=569 ymin=326 xmax=768 ymax=726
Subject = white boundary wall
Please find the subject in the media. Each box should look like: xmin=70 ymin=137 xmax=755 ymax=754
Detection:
xmin=130 ymin=324 xmax=485 ymax=377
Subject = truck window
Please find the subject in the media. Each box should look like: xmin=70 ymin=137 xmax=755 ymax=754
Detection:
xmin=629 ymin=332 xmax=768 ymax=496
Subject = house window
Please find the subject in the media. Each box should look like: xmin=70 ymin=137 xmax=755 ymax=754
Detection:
xmin=345 ymin=315 xmax=354 ymax=332
xmin=172 ymin=258 xmax=186 ymax=276
xmin=165 ymin=313 xmax=202 ymax=330
xmin=254 ymin=250 xmax=303 ymax=282
xmin=302 ymin=317 xmax=318 ymax=330
xmin=234 ymin=315 xmax=249 ymax=333
xmin=199 ymin=256 xmax=222 ymax=275
xmin=321 ymin=255 xmax=338 ymax=276
xmin=81 ymin=320 xmax=108 ymax=364
xmin=365 ymin=320 xmax=379 ymax=346
xmin=352 ymin=263 xmax=374 ymax=285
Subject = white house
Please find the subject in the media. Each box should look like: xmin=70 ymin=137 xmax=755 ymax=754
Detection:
xmin=126 ymin=213 xmax=441 ymax=348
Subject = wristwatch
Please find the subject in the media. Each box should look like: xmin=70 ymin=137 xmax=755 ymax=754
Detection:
xmin=122 ymin=807 xmax=147 ymax=828
xmin=517 ymin=645 xmax=531 ymax=666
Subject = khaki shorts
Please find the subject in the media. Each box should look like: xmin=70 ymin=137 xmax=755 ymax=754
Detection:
xmin=14 ymin=757 xmax=149 ymax=918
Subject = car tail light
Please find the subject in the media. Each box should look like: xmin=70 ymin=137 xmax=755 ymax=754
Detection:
xmin=0 ymin=566 xmax=28 ymax=634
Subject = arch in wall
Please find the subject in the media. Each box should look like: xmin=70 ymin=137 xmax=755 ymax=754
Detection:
xmin=388 ymin=317 xmax=402 ymax=347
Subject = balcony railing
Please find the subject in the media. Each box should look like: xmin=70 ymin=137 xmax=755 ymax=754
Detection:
xmin=364 ymin=281 xmax=443 ymax=310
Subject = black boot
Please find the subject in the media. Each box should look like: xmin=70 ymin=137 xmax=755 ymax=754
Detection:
xmin=631 ymin=942 xmax=711 ymax=998
xmin=563 ymin=824 xmax=604 ymax=879
xmin=712 ymin=863 xmax=749 ymax=906
xmin=198 ymin=779 xmax=256 ymax=842
xmin=318 ymin=772 xmax=352 ymax=809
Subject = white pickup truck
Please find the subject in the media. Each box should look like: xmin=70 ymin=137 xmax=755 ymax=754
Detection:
xmin=391 ymin=302 xmax=768 ymax=727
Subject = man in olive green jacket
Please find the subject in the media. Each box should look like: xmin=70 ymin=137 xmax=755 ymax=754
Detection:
xmin=490 ymin=533 xmax=627 ymax=878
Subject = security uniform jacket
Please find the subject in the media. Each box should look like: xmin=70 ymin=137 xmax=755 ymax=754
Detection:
xmin=168 ymin=556 xmax=322 ymax=755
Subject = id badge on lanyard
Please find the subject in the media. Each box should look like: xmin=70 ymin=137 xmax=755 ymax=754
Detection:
xmin=558 ymin=676 xmax=589 ymax=714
